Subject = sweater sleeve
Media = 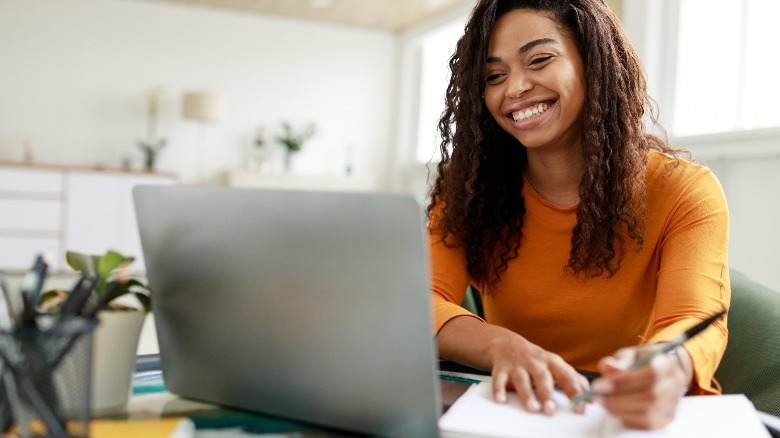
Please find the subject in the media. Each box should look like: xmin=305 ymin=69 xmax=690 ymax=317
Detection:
xmin=645 ymin=166 xmax=730 ymax=394
xmin=428 ymin=215 xmax=485 ymax=334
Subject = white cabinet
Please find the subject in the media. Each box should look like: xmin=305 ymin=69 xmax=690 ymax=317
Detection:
xmin=0 ymin=166 xmax=65 ymax=270
xmin=0 ymin=164 xmax=175 ymax=272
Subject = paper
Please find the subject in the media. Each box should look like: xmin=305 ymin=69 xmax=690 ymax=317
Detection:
xmin=439 ymin=382 xmax=770 ymax=438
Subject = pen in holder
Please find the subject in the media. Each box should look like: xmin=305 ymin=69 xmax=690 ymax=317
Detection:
xmin=0 ymin=317 xmax=97 ymax=438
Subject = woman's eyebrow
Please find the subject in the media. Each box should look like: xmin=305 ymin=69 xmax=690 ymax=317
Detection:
xmin=486 ymin=37 xmax=559 ymax=63
xmin=518 ymin=37 xmax=559 ymax=54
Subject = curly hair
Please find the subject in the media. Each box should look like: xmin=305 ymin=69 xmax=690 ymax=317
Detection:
xmin=427 ymin=0 xmax=679 ymax=291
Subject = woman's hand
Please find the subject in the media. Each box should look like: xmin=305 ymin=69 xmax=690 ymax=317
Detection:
xmin=487 ymin=332 xmax=590 ymax=415
xmin=593 ymin=345 xmax=692 ymax=429
xmin=436 ymin=316 xmax=588 ymax=415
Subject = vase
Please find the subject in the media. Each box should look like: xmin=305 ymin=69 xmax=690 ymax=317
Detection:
xmin=143 ymin=153 xmax=156 ymax=172
xmin=284 ymin=149 xmax=306 ymax=173
xmin=91 ymin=310 xmax=147 ymax=413
xmin=284 ymin=150 xmax=294 ymax=172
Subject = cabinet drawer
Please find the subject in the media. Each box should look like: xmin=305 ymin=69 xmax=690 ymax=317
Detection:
xmin=0 ymin=167 xmax=63 ymax=194
xmin=0 ymin=199 xmax=62 ymax=230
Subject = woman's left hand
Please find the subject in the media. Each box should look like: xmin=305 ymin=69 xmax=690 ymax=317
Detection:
xmin=592 ymin=345 xmax=692 ymax=430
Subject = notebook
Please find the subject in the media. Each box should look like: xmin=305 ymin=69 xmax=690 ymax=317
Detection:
xmin=133 ymin=185 xmax=441 ymax=437
xmin=440 ymin=382 xmax=771 ymax=438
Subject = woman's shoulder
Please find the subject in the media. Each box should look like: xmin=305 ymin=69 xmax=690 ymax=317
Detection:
xmin=646 ymin=149 xmax=719 ymax=188
xmin=645 ymin=149 xmax=726 ymax=208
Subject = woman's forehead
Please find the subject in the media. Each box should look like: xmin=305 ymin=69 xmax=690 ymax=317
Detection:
xmin=488 ymin=9 xmax=571 ymax=55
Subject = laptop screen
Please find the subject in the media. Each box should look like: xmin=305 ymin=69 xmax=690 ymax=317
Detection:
xmin=133 ymin=185 xmax=441 ymax=437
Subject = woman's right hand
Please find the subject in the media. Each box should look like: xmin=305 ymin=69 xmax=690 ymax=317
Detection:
xmin=487 ymin=331 xmax=590 ymax=414
xmin=437 ymin=315 xmax=590 ymax=415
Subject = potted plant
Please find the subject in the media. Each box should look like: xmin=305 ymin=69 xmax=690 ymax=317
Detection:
xmin=275 ymin=121 xmax=316 ymax=172
xmin=136 ymin=87 xmax=167 ymax=172
xmin=40 ymin=249 xmax=152 ymax=413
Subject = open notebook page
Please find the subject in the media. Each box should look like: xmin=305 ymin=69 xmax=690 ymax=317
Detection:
xmin=439 ymin=382 xmax=769 ymax=438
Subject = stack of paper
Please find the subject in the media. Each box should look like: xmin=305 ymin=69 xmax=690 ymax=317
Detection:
xmin=439 ymin=382 xmax=770 ymax=437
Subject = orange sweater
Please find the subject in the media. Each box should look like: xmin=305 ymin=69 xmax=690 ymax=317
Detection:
xmin=430 ymin=150 xmax=730 ymax=394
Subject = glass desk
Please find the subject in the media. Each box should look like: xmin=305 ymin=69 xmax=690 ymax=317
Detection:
xmin=88 ymin=362 xmax=482 ymax=437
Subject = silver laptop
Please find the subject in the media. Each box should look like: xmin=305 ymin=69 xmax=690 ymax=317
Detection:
xmin=133 ymin=185 xmax=441 ymax=437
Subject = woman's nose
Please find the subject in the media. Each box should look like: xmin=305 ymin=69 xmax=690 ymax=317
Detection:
xmin=506 ymin=72 xmax=533 ymax=98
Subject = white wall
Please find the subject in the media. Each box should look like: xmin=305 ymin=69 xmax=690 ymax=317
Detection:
xmin=0 ymin=0 xmax=398 ymax=186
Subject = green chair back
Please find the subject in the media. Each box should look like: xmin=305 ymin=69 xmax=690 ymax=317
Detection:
xmin=714 ymin=269 xmax=780 ymax=416
xmin=461 ymin=285 xmax=484 ymax=318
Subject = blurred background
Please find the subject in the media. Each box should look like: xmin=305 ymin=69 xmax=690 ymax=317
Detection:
xmin=1 ymin=0 xmax=778 ymax=296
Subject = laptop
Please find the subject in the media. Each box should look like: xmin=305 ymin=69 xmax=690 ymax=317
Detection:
xmin=133 ymin=185 xmax=441 ymax=437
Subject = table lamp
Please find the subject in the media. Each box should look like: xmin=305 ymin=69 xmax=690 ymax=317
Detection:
xmin=181 ymin=91 xmax=226 ymax=181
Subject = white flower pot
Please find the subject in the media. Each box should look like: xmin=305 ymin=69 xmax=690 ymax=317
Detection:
xmin=91 ymin=310 xmax=146 ymax=413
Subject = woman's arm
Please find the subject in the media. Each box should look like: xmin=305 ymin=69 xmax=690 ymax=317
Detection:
xmin=594 ymin=162 xmax=729 ymax=429
xmin=428 ymin=209 xmax=587 ymax=414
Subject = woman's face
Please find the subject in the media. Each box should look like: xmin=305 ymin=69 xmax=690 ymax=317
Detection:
xmin=483 ymin=8 xmax=586 ymax=152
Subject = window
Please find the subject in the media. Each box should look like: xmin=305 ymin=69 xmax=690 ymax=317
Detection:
xmin=672 ymin=0 xmax=780 ymax=136
xmin=415 ymin=17 xmax=465 ymax=163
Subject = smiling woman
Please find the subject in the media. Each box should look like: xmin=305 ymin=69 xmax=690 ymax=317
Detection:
xmin=426 ymin=0 xmax=730 ymax=431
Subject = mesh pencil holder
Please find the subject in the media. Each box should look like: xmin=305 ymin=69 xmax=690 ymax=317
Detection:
xmin=0 ymin=317 xmax=97 ymax=438
xmin=0 ymin=362 xmax=12 ymax=434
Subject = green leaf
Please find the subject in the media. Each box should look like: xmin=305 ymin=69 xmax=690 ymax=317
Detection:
xmin=125 ymin=278 xmax=151 ymax=293
xmin=133 ymin=292 xmax=152 ymax=313
xmin=66 ymin=251 xmax=99 ymax=277
xmin=96 ymin=250 xmax=133 ymax=293
xmin=96 ymin=250 xmax=134 ymax=279
xmin=275 ymin=121 xmax=316 ymax=152
xmin=102 ymin=280 xmax=130 ymax=305
xmin=37 ymin=290 xmax=66 ymax=312
xmin=38 ymin=290 xmax=62 ymax=303
xmin=63 ymin=249 xmax=153 ymax=313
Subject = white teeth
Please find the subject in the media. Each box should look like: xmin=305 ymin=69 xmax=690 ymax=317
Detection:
xmin=512 ymin=102 xmax=550 ymax=122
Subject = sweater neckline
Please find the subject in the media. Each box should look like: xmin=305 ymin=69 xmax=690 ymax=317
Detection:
xmin=522 ymin=175 xmax=579 ymax=213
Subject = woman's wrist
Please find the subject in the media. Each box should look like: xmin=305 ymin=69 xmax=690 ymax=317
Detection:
xmin=666 ymin=345 xmax=694 ymax=395
xmin=667 ymin=346 xmax=686 ymax=375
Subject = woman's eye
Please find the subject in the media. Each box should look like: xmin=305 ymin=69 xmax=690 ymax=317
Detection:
xmin=529 ymin=55 xmax=553 ymax=66
xmin=485 ymin=73 xmax=504 ymax=84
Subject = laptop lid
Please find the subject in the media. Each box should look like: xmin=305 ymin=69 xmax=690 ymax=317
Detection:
xmin=133 ymin=185 xmax=441 ymax=437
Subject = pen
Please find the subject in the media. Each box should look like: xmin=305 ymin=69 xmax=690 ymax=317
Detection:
xmin=0 ymin=281 xmax=17 ymax=329
xmin=20 ymin=254 xmax=48 ymax=303
xmin=53 ymin=276 xmax=93 ymax=327
xmin=570 ymin=310 xmax=727 ymax=408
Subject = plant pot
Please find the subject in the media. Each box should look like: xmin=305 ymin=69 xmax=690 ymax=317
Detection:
xmin=284 ymin=150 xmax=301 ymax=173
xmin=91 ymin=310 xmax=146 ymax=413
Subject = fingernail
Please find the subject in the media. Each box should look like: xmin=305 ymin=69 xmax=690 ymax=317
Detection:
xmin=525 ymin=399 xmax=541 ymax=412
xmin=543 ymin=399 xmax=557 ymax=415
xmin=496 ymin=391 xmax=507 ymax=403
xmin=592 ymin=379 xmax=613 ymax=393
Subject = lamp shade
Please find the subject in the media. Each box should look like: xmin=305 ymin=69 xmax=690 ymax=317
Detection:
xmin=182 ymin=91 xmax=226 ymax=122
